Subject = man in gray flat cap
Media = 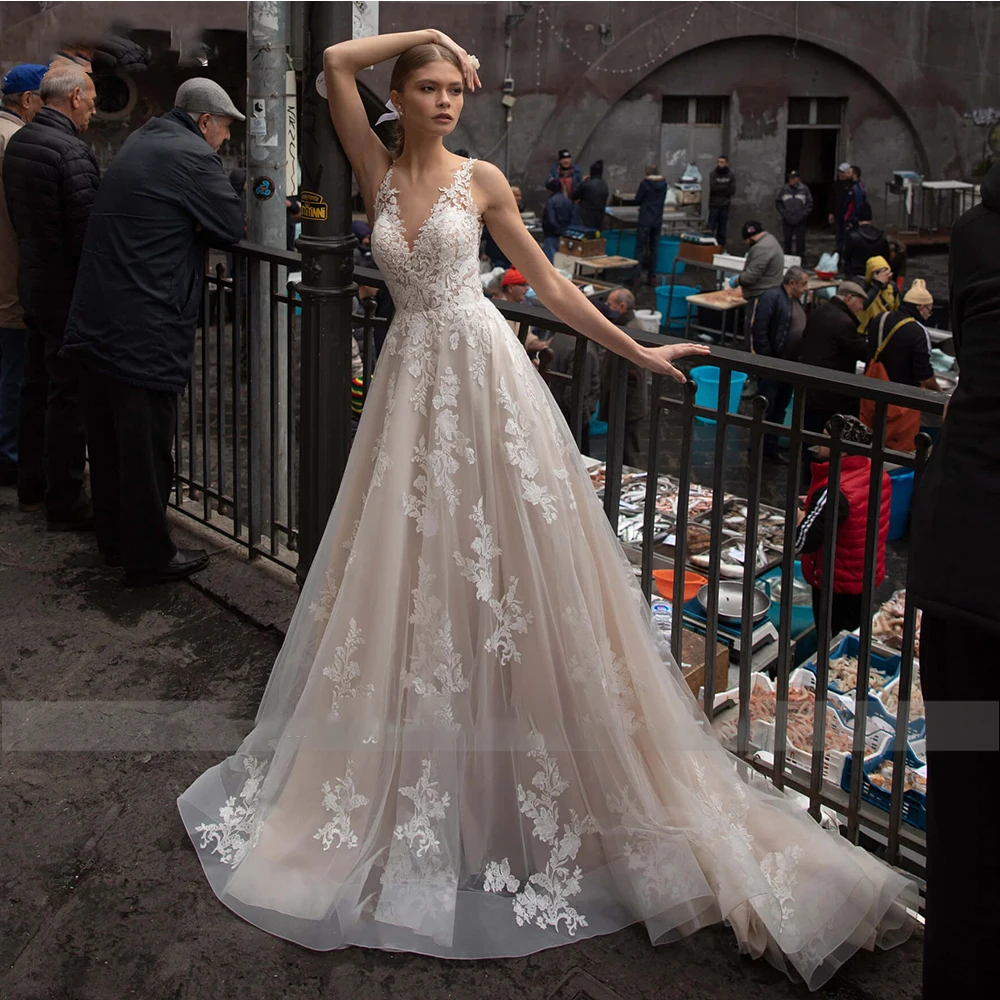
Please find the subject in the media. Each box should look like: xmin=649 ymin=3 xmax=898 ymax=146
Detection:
xmin=62 ymin=78 xmax=244 ymax=586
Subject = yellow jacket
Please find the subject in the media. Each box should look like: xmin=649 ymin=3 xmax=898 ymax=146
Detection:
xmin=857 ymin=255 xmax=900 ymax=334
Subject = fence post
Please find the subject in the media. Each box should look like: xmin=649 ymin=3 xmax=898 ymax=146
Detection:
xmin=295 ymin=0 xmax=356 ymax=586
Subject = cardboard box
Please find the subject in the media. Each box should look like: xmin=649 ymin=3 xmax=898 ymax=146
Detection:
xmin=559 ymin=235 xmax=606 ymax=257
xmin=680 ymin=629 xmax=730 ymax=699
xmin=679 ymin=241 xmax=719 ymax=265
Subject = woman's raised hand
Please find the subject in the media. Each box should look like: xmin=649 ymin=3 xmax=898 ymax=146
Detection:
xmin=636 ymin=342 xmax=712 ymax=383
xmin=428 ymin=29 xmax=482 ymax=90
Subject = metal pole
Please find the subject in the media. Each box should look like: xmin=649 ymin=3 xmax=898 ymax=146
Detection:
xmin=247 ymin=0 xmax=290 ymax=544
xmin=295 ymin=0 xmax=356 ymax=586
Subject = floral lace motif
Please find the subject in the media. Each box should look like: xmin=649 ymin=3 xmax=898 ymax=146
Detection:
xmin=322 ymin=618 xmax=375 ymax=719
xmin=760 ymin=844 xmax=803 ymax=923
xmin=454 ymin=497 xmax=534 ymax=665
xmin=484 ymin=732 xmax=596 ymax=936
xmin=497 ymin=376 xmax=560 ymax=523
xmin=394 ymin=758 xmax=452 ymax=858
xmin=403 ymin=368 xmax=476 ymax=537
xmin=369 ymin=371 xmax=397 ymax=492
xmin=402 ymin=558 xmax=470 ymax=697
xmin=563 ymin=606 xmax=645 ymax=735
xmin=308 ymin=569 xmax=339 ymax=623
xmin=315 ymin=760 xmax=369 ymax=851
xmin=194 ymin=755 xmax=267 ymax=867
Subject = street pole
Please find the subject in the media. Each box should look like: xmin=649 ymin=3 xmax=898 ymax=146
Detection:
xmin=295 ymin=0 xmax=356 ymax=586
xmin=246 ymin=0 xmax=290 ymax=545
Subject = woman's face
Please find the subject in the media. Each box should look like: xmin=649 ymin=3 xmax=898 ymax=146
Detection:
xmin=392 ymin=59 xmax=464 ymax=140
xmin=875 ymin=267 xmax=892 ymax=284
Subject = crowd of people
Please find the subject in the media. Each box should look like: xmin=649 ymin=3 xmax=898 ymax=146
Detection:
xmin=0 ymin=61 xmax=244 ymax=585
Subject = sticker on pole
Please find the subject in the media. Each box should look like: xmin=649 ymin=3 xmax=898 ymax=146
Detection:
xmin=253 ymin=176 xmax=275 ymax=201
xmin=252 ymin=98 xmax=267 ymax=117
xmin=300 ymin=191 xmax=328 ymax=221
xmin=315 ymin=71 xmax=327 ymax=99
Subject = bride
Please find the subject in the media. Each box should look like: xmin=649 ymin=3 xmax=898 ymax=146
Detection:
xmin=178 ymin=29 xmax=916 ymax=988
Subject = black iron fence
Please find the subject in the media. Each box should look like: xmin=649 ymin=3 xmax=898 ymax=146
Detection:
xmin=180 ymin=240 xmax=945 ymax=882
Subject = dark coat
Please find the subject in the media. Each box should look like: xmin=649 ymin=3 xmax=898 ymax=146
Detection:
xmin=628 ymin=176 xmax=667 ymax=229
xmin=797 ymin=295 xmax=869 ymax=414
xmin=775 ymin=182 xmax=814 ymax=227
xmin=1 ymin=107 xmax=100 ymax=326
xmin=708 ymin=166 xmax=735 ymax=209
xmin=598 ymin=306 xmax=647 ymax=424
xmin=542 ymin=192 xmax=575 ymax=237
xmin=844 ymin=224 xmax=891 ymax=279
xmin=573 ymin=176 xmax=608 ymax=230
xmin=62 ymin=110 xmax=243 ymax=394
xmin=909 ymin=161 xmax=1000 ymax=632
xmin=750 ymin=285 xmax=804 ymax=360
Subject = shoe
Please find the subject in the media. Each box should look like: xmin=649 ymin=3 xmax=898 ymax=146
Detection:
xmin=124 ymin=549 xmax=209 ymax=587
xmin=47 ymin=502 xmax=95 ymax=531
xmin=18 ymin=499 xmax=42 ymax=513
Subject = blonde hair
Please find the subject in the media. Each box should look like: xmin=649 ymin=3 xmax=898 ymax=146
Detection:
xmin=388 ymin=43 xmax=463 ymax=159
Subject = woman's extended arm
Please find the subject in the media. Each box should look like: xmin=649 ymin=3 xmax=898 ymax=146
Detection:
xmin=323 ymin=30 xmax=481 ymax=213
xmin=476 ymin=162 xmax=710 ymax=382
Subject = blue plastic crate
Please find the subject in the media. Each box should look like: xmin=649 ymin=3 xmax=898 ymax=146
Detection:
xmin=841 ymin=740 xmax=927 ymax=831
xmin=801 ymin=633 xmax=899 ymax=697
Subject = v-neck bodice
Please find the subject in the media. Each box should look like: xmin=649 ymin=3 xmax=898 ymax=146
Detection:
xmin=371 ymin=158 xmax=485 ymax=313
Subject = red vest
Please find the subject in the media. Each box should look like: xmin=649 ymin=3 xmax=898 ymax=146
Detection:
xmin=801 ymin=455 xmax=891 ymax=595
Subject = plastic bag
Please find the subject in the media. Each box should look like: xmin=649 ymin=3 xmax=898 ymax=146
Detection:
xmin=816 ymin=251 xmax=839 ymax=273
xmin=681 ymin=163 xmax=702 ymax=183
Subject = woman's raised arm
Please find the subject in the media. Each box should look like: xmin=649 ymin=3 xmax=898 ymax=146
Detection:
xmin=323 ymin=31 xmax=481 ymax=213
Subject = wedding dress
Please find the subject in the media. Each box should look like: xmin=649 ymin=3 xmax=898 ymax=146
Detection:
xmin=178 ymin=158 xmax=916 ymax=988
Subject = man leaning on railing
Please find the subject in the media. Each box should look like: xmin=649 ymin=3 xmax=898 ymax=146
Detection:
xmin=61 ymin=79 xmax=244 ymax=587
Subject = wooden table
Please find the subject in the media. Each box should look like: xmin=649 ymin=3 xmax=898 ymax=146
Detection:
xmin=571 ymin=254 xmax=640 ymax=278
xmin=682 ymin=289 xmax=746 ymax=345
xmin=680 ymin=629 xmax=730 ymax=699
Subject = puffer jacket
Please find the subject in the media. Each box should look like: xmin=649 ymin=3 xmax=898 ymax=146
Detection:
xmin=1 ymin=106 xmax=100 ymax=327
xmin=628 ymin=175 xmax=667 ymax=229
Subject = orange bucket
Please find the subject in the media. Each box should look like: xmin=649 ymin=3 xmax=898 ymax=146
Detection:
xmin=652 ymin=568 xmax=708 ymax=603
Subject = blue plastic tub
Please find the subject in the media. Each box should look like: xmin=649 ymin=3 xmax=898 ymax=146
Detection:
xmin=887 ymin=466 xmax=914 ymax=541
xmin=604 ymin=230 xmax=636 ymax=258
xmin=589 ymin=401 xmax=608 ymax=439
xmin=654 ymin=284 xmax=700 ymax=330
xmin=655 ymin=236 xmax=683 ymax=276
xmin=689 ymin=365 xmax=747 ymax=424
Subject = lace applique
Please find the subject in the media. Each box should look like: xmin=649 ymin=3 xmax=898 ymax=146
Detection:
xmin=308 ymin=569 xmax=339 ymax=623
xmin=485 ymin=575 xmax=532 ymax=665
xmin=194 ymin=755 xmax=266 ymax=867
xmin=563 ymin=607 xmax=645 ymax=734
xmin=315 ymin=760 xmax=369 ymax=851
xmin=454 ymin=497 xmax=499 ymax=601
xmin=322 ymin=618 xmax=375 ymax=718
xmin=692 ymin=757 xmax=755 ymax=858
xmin=497 ymin=376 xmax=560 ymax=523
xmin=402 ymin=558 xmax=469 ymax=696
xmin=605 ymin=785 xmax=705 ymax=912
xmin=485 ymin=732 xmax=596 ymax=936
xmin=369 ymin=372 xmax=397 ymax=492
xmin=760 ymin=844 xmax=803 ymax=923
xmin=393 ymin=758 xmax=451 ymax=857
xmin=403 ymin=369 xmax=476 ymax=536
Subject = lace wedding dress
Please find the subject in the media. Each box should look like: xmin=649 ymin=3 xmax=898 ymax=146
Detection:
xmin=178 ymin=159 xmax=916 ymax=988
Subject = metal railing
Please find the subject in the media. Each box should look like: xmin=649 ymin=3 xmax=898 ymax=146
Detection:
xmin=179 ymin=240 xmax=944 ymax=881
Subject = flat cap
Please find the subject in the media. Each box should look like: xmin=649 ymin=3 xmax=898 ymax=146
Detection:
xmin=2 ymin=63 xmax=48 ymax=95
xmin=174 ymin=77 xmax=245 ymax=122
xmin=837 ymin=281 xmax=866 ymax=298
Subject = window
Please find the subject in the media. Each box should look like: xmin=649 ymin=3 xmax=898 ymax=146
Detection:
xmin=662 ymin=96 xmax=727 ymax=125
xmin=788 ymin=97 xmax=846 ymax=127
xmin=661 ymin=96 xmax=688 ymax=124
xmin=787 ymin=97 xmax=811 ymax=126
xmin=694 ymin=97 xmax=724 ymax=125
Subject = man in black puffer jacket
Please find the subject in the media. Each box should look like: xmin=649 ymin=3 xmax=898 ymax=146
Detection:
xmin=1 ymin=64 xmax=98 ymax=526
xmin=907 ymin=159 xmax=1000 ymax=1000
xmin=63 ymin=79 xmax=244 ymax=586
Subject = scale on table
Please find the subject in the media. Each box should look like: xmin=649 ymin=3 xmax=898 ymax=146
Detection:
xmin=680 ymin=588 xmax=779 ymax=673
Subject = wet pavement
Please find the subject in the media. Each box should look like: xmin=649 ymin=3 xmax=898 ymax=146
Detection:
xmin=0 ymin=483 xmax=924 ymax=1000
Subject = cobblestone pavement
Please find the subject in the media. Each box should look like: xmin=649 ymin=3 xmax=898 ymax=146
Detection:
xmin=0 ymin=488 xmax=923 ymax=1000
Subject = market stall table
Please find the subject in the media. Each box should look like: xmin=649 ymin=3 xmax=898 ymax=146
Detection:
xmin=682 ymin=288 xmax=746 ymax=345
xmin=570 ymin=254 xmax=640 ymax=279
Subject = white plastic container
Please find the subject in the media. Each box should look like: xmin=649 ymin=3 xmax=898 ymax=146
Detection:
xmin=634 ymin=309 xmax=662 ymax=334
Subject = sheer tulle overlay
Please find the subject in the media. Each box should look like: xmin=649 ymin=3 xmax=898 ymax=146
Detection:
xmin=178 ymin=159 xmax=916 ymax=988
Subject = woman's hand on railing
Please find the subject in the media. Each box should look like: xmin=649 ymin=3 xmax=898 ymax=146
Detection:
xmin=636 ymin=342 xmax=712 ymax=383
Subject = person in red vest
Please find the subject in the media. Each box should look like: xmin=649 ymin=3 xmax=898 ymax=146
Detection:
xmin=795 ymin=414 xmax=892 ymax=634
